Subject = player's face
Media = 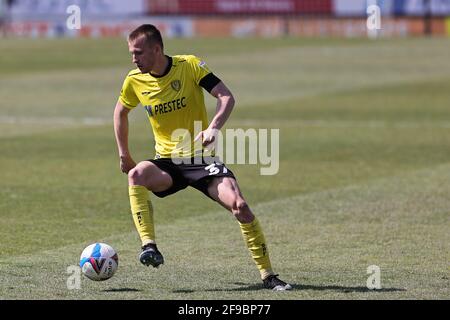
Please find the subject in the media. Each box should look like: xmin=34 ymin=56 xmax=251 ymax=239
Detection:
xmin=128 ymin=35 xmax=159 ymax=73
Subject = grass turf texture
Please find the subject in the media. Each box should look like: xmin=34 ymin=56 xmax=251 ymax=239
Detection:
xmin=0 ymin=37 xmax=449 ymax=299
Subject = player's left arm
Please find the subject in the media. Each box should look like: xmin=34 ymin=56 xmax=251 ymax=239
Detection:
xmin=209 ymin=81 xmax=235 ymax=130
xmin=195 ymin=81 xmax=235 ymax=147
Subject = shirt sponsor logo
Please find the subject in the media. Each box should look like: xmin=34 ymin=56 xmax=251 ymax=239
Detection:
xmin=145 ymin=97 xmax=187 ymax=117
xmin=144 ymin=105 xmax=153 ymax=117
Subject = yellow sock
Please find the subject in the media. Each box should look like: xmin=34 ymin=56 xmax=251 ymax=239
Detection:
xmin=129 ymin=185 xmax=155 ymax=246
xmin=239 ymin=217 xmax=274 ymax=280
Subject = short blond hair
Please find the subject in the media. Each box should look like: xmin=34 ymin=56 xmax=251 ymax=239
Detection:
xmin=128 ymin=24 xmax=164 ymax=50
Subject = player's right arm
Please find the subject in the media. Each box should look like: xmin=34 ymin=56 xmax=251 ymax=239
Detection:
xmin=114 ymin=101 xmax=136 ymax=174
xmin=115 ymin=72 xmax=141 ymax=173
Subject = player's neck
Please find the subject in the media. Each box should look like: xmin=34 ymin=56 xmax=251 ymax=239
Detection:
xmin=150 ymin=55 xmax=170 ymax=77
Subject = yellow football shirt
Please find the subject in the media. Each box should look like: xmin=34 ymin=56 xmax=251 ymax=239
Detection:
xmin=118 ymin=55 xmax=213 ymax=158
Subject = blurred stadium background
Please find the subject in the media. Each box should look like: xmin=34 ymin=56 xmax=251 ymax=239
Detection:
xmin=1 ymin=0 xmax=450 ymax=38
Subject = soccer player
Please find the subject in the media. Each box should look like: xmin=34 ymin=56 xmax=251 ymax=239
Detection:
xmin=113 ymin=24 xmax=291 ymax=291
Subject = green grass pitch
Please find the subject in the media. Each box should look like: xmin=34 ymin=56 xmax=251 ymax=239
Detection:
xmin=0 ymin=37 xmax=449 ymax=299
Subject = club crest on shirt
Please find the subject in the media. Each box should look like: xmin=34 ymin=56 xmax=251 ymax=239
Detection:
xmin=171 ymin=80 xmax=181 ymax=92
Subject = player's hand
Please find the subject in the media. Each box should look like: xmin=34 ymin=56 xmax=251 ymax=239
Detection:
xmin=119 ymin=155 xmax=136 ymax=174
xmin=194 ymin=128 xmax=218 ymax=149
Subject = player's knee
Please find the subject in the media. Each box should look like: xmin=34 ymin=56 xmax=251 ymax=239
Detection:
xmin=128 ymin=167 xmax=145 ymax=185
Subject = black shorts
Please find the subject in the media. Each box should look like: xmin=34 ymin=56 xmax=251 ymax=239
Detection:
xmin=147 ymin=157 xmax=235 ymax=200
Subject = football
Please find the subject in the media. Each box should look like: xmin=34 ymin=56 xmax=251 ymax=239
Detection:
xmin=79 ymin=243 xmax=119 ymax=281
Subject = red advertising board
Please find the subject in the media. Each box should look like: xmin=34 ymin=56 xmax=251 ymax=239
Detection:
xmin=147 ymin=0 xmax=331 ymax=15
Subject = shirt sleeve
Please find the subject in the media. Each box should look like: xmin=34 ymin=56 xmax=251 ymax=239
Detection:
xmin=199 ymin=73 xmax=221 ymax=93
xmin=118 ymin=75 xmax=140 ymax=109
xmin=188 ymin=55 xmax=214 ymax=86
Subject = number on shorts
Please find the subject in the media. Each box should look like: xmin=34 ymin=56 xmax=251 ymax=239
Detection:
xmin=205 ymin=163 xmax=227 ymax=175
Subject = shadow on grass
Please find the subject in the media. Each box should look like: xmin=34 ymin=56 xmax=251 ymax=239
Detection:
xmin=102 ymin=288 xmax=142 ymax=292
xmin=292 ymin=284 xmax=406 ymax=293
xmin=202 ymin=282 xmax=406 ymax=293
xmin=173 ymin=289 xmax=196 ymax=294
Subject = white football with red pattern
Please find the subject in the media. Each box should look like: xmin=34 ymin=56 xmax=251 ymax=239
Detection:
xmin=79 ymin=243 xmax=118 ymax=281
